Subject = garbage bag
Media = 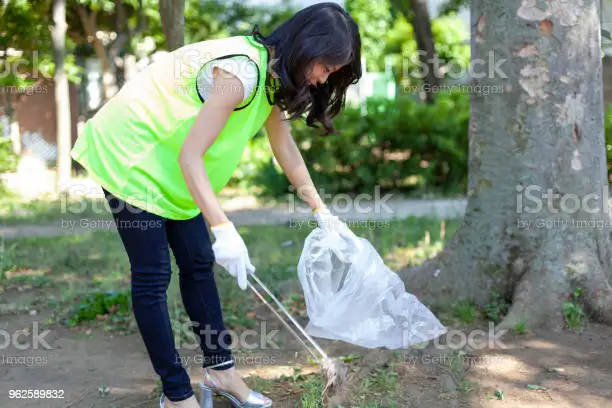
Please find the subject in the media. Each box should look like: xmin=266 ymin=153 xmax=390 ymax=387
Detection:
xmin=298 ymin=225 xmax=447 ymax=349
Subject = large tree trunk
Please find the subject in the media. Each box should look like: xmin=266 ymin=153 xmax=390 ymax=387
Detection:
xmin=51 ymin=0 xmax=71 ymax=194
xmin=392 ymin=0 xmax=440 ymax=104
xmin=398 ymin=0 xmax=612 ymax=330
xmin=159 ymin=0 xmax=185 ymax=51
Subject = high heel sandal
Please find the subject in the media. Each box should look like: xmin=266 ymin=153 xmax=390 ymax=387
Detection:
xmin=158 ymin=392 xmax=198 ymax=407
xmin=199 ymin=363 xmax=272 ymax=408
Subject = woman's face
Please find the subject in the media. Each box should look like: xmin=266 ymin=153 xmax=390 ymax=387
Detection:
xmin=306 ymin=62 xmax=343 ymax=86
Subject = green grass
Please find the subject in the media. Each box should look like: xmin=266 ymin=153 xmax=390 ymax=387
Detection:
xmin=1 ymin=214 xmax=460 ymax=337
xmin=0 ymin=210 xmax=461 ymax=405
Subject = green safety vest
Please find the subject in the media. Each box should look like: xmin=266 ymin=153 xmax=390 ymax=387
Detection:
xmin=71 ymin=35 xmax=275 ymax=220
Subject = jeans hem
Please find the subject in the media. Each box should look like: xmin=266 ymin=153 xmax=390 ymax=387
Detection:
xmin=164 ymin=389 xmax=195 ymax=402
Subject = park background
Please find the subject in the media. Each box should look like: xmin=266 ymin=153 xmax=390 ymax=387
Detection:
xmin=1 ymin=1 xmax=612 ymax=408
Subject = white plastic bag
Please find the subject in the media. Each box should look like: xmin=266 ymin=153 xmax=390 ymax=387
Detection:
xmin=298 ymin=225 xmax=447 ymax=349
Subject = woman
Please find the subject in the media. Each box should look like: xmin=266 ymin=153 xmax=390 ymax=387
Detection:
xmin=71 ymin=2 xmax=361 ymax=407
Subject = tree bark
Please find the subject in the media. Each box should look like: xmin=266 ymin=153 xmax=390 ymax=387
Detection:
xmin=392 ymin=0 xmax=440 ymax=104
xmin=51 ymin=0 xmax=71 ymax=194
xmin=397 ymin=0 xmax=612 ymax=330
xmin=74 ymin=4 xmax=117 ymax=101
xmin=110 ymin=0 xmax=129 ymax=89
xmin=158 ymin=0 xmax=185 ymax=51
xmin=6 ymin=94 xmax=21 ymax=155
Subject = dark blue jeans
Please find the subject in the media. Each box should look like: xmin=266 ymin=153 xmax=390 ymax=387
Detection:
xmin=103 ymin=188 xmax=234 ymax=402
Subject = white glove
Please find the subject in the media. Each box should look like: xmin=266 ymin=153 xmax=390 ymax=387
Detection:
xmin=210 ymin=222 xmax=255 ymax=291
xmin=313 ymin=206 xmax=363 ymax=250
xmin=313 ymin=206 xmax=343 ymax=230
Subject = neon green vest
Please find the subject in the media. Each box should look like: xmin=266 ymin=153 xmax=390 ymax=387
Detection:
xmin=71 ymin=35 xmax=275 ymax=220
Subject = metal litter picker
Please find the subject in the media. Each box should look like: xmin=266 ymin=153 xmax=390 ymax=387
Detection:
xmin=246 ymin=273 xmax=347 ymax=397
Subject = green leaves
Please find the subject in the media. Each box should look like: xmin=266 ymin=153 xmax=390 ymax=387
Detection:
xmin=346 ymin=0 xmax=393 ymax=72
xmin=66 ymin=290 xmax=131 ymax=328
xmin=283 ymin=92 xmax=469 ymax=197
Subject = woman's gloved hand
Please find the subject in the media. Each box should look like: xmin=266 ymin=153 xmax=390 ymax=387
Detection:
xmin=313 ymin=206 xmax=363 ymax=250
xmin=313 ymin=206 xmax=342 ymax=230
xmin=210 ymin=222 xmax=255 ymax=290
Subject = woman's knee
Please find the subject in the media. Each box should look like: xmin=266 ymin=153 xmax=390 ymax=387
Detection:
xmin=178 ymin=253 xmax=215 ymax=281
xmin=131 ymin=263 xmax=172 ymax=302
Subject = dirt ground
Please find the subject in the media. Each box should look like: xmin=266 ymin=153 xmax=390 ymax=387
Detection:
xmin=1 ymin=283 xmax=611 ymax=408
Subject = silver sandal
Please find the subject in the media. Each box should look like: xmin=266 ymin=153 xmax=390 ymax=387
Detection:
xmin=199 ymin=364 xmax=272 ymax=408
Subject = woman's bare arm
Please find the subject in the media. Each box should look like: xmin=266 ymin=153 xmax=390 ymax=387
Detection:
xmin=264 ymin=105 xmax=325 ymax=211
xmin=178 ymin=67 xmax=244 ymax=226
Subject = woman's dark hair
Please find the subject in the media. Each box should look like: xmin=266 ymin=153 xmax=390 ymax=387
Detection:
xmin=252 ymin=2 xmax=362 ymax=135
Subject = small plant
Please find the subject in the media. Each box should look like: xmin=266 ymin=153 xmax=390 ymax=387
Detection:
xmin=483 ymin=291 xmax=510 ymax=323
xmin=512 ymin=320 xmax=530 ymax=335
xmin=485 ymin=389 xmax=506 ymax=400
xmin=453 ymin=300 xmax=478 ymax=324
xmin=66 ymin=290 xmax=130 ymax=328
xmin=341 ymin=353 xmax=362 ymax=363
xmin=563 ymin=288 xmax=585 ymax=330
xmin=457 ymin=379 xmax=474 ymax=393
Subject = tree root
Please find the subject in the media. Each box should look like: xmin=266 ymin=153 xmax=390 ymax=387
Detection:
xmin=578 ymin=250 xmax=612 ymax=325
xmin=584 ymin=271 xmax=612 ymax=325
xmin=497 ymin=241 xmax=612 ymax=331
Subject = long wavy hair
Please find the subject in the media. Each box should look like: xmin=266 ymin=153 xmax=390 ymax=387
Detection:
xmin=252 ymin=2 xmax=362 ymax=135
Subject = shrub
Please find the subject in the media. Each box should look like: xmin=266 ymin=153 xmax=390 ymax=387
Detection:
xmin=239 ymin=92 xmax=469 ymax=198
xmin=0 ymin=138 xmax=18 ymax=174
xmin=0 ymin=135 xmax=18 ymax=195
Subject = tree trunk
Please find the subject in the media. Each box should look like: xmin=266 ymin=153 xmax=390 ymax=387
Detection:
xmin=74 ymin=4 xmax=117 ymax=101
xmin=51 ymin=0 xmax=71 ymax=194
xmin=397 ymin=0 xmax=612 ymax=330
xmin=6 ymin=94 xmax=21 ymax=155
xmin=158 ymin=0 xmax=185 ymax=51
xmin=392 ymin=0 xmax=440 ymax=104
